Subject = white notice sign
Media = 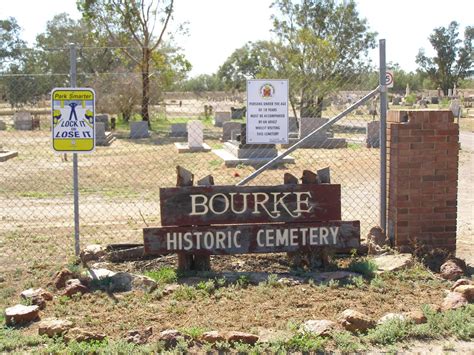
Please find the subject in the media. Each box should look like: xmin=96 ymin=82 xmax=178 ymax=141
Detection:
xmin=246 ymin=79 xmax=289 ymax=144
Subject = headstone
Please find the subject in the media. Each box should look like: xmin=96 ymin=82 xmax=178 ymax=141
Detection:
xmin=14 ymin=111 xmax=33 ymax=130
xmin=213 ymin=124 xmax=295 ymax=166
xmin=285 ymin=117 xmax=347 ymax=149
xmin=289 ymin=117 xmax=298 ymax=133
xmin=95 ymin=122 xmax=116 ymax=146
xmin=431 ymin=97 xmax=439 ymax=105
xmin=95 ymin=114 xmax=109 ymax=131
xmin=392 ymin=97 xmax=401 ymax=105
xmin=0 ymin=121 xmax=6 ymax=130
xmin=231 ymin=106 xmax=246 ymax=119
xmin=450 ymin=99 xmax=461 ymax=117
xmin=222 ymin=122 xmax=242 ymax=141
xmin=366 ymin=121 xmax=380 ymax=148
xmin=448 ymin=88 xmax=453 ymax=97
xmin=187 ymin=121 xmax=203 ymax=148
xmin=175 ymin=120 xmax=211 ymax=153
xmin=130 ymin=121 xmax=150 ymax=139
xmin=405 ymin=84 xmax=410 ymax=97
xmin=213 ymin=111 xmax=231 ymax=127
xmin=170 ymin=123 xmax=187 ymax=137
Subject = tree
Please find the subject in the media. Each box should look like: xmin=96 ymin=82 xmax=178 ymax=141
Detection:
xmin=416 ymin=21 xmax=473 ymax=95
xmin=78 ymin=0 xmax=177 ymax=124
xmin=0 ymin=17 xmax=26 ymax=71
xmin=217 ymin=0 xmax=376 ymax=118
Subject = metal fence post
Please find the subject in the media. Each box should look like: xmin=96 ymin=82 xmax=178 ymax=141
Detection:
xmin=70 ymin=43 xmax=80 ymax=256
xmin=379 ymin=39 xmax=388 ymax=236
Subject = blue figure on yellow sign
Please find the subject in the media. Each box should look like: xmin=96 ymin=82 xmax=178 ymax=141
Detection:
xmin=68 ymin=102 xmax=78 ymax=121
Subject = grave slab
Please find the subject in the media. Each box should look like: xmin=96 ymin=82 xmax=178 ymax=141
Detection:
xmin=95 ymin=114 xmax=110 ymax=131
xmin=14 ymin=111 xmax=33 ymax=131
xmin=213 ymin=111 xmax=231 ymax=127
xmin=0 ymin=150 xmax=18 ymax=162
xmin=95 ymin=122 xmax=116 ymax=146
xmin=170 ymin=123 xmax=187 ymax=137
xmin=366 ymin=121 xmax=380 ymax=148
xmin=130 ymin=121 xmax=150 ymax=139
xmin=222 ymin=122 xmax=242 ymax=141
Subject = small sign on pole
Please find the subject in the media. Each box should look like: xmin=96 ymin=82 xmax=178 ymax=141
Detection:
xmin=51 ymin=88 xmax=95 ymax=153
xmin=246 ymin=79 xmax=289 ymax=144
xmin=385 ymin=70 xmax=394 ymax=88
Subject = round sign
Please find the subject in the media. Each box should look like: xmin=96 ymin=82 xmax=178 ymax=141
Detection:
xmin=385 ymin=71 xmax=394 ymax=87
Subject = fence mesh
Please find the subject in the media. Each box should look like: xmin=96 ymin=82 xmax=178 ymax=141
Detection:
xmin=0 ymin=47 xmax=382 ymax=277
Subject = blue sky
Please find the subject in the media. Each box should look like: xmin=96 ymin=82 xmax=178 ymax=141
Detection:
xmin=1 ymin=0 xmax=472 ymax=76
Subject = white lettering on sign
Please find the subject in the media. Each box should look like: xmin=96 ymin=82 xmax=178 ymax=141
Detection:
xmin=189 ymin=191 xmax=313 ymax=218
xmin=256 ymin=226 xmax=338 ymax=247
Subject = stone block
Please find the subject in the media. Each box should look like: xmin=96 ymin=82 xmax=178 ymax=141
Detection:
xmin=95 ymin=114 xmax=109 ymax=131
xmin=222 ymin=122 xmax=242 ymax=141
xmin=130 ymin=121 xmax=150 ymax=139
xmin=366 ymin=121 xmax=380 ymax=148
xmin=213 ymin=111 xmax=231 ymax=127
xmin=170 ymin=123 xmax=187 ymax=137
xmin=14 ymin=111 xmax=33 ymax=130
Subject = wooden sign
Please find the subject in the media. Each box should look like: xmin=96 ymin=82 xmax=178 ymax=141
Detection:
xmin=144 ymin=221 xmax=360 ymax=256
xmin=160 ymin=184 xmax=341 ymax=226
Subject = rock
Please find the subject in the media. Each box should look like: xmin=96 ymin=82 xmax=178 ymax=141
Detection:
xmin=367 ymin=226 xmax=390 ymax=255
xmin=38 ymin=318 xmax=73 ymax=337
xmin=125 ymin=326 xmax=153 ymax=345
xmin=54 ymin=269 xmax=74 ymax=289
xmin=80 ymin=244 xmax=107 ymax=262
xmin=338 ymin=309 xmax=375 ymax=332
xmin=377 ymin=313 xmax=406 ymax=325
xmin=440 ymin=259 xmax=466 ymax=280
xmin=453 ymin=285 xmax=474 ymax=302
xmin=300 ymin=320 xmax=336 ymax=337
xmin=131 ymin=275 xmax=157 ymax=292
xmin=20 ymin=288 xmax=53 ymax=310
xmin=373 ymin=254 xmax=413 ymax=273
xmin=225 ymin=331 xmax=259 ymax=344
xmin=163 ymin=284 xmax=180 ymax=296
xmin=442 ymin=292 xmax=469 ymax=311
xmin=64 ymin=327 xmax=106 ymax=342
xmin=403 ymin=310 xmax=427 ymax=324
xmin=84 ymin=269 xmax=156 ymax=293
xmin=158 ymin=329 xmax=189 ymax=348
xmin=201 ymin=330 xmax=226 ymax=343
xmin=20 ymin=288 xmax=53 ymax=301
xmin=5 ymin=304 xmax=40 ymax=326
xmin=62 ymin=282 xmax=89 ymax=297
xmin=451 ymin=279 xmax=472 ymax=291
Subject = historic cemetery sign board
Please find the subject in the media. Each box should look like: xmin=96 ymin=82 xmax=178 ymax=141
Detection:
xmin=246 ymin=79 xmax=289 ymax=144
xmin=51 ymin=88 xmax=95 ymax=153
xmin=144 ymin=183 xmax=360 ymax=256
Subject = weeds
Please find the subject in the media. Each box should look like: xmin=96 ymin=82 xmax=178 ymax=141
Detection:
xmin=347 ymin=257 xmax=378 ymax=278
xmin=144 ymin=267 xmax=177 ymax=284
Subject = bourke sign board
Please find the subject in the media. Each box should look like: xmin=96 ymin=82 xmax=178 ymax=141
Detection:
xmin=143 ymin=184 xmax=360 ymax=256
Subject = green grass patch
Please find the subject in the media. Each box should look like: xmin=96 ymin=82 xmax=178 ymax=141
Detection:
xmin=144 ymin=267 xmax=177 ymax=285
xmin=347 ymin=257 xmax=378 ymax=278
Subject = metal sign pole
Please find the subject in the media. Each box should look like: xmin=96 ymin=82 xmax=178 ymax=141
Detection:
xmin=379 ymin=39 xmax=388 ymax=236
xmin=70 ymin=43 xmax=80 ymax=256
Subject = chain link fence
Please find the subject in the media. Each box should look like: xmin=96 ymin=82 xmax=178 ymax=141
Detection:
xmin=0 ymin=46 xmax=383 ymax=277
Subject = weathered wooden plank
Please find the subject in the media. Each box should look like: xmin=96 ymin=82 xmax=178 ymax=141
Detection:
xmin=144 ymin=221 xmax=360 ymax=256
xmin=160 ymin=184 xmax=341 ymax=226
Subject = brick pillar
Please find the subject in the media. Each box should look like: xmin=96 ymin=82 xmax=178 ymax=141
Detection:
xmin=387 ymin=110 xmax=459 ymax=252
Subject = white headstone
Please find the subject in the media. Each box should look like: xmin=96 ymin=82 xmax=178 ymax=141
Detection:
xmin=450 ymin=99 xmax=461 ymax=117
xmin=448 ymin=88 xmax=453 ymax=97
xmin=213 ymin=111 xmax=231 ymax=127
xmin=187 ymin=120 xmax=203 ymax=148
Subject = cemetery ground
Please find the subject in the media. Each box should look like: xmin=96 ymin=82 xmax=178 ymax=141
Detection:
xmin=0 ymin=112 xmax=473 ymax=352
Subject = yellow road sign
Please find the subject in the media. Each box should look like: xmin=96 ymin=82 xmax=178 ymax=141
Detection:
xmin=51 ymin=88 xmax=95 ymax=153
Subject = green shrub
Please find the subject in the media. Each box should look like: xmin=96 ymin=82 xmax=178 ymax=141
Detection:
xmin=145 ymin=267 xmax=177 ymax=284
xmin=347 ymin=258 xmax=378 ymax=278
